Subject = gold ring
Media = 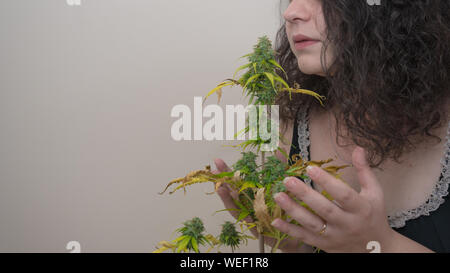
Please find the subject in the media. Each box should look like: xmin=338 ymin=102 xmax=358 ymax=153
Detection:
xmin=318 ymin=223 xmax=327 ymax=236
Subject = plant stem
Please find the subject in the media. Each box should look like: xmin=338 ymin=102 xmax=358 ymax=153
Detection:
xmin=271 ymin=233 xmax=288 ymax=253
xmin=272 ymin=238 xmax=282 ymax=253
xmin=259 ymin=150 xmax=266 ymax=253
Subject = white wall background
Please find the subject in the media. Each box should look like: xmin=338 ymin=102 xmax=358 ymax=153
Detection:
xmin=0 ymin=0 xmax=286 ymax=252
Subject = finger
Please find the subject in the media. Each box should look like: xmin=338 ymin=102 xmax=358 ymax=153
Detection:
xmin=283 ymin=176 xmax=343 ymax=223
xmin=352 ymin=146 xmax=383 ymax=197
xmin=216 ymin=186 xmax=252 ymax=222
xmin=214 ymin=158 xmax=232 ymax=173
xmin=271 ymin=218 xmax=327 ymax=249
xmin=225 ymin=183 xmax=239 ymax=200
xmin=273 ymin=192 xmax=326 ymax=234
xmin=306 ymin=165 xmax=364 ymax=212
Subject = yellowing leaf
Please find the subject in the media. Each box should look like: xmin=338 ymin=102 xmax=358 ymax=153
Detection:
xmin=191 ymin=238 xmax=199 ymax=253
xmin=263 ymin=72 xmax=276 ymax=90
xmin=243 ymin=74 xmax=261 ymax=90
xmin=152 ymin=240 xmax=176 ymax=253
xmin=168 ymin=176 xmax=212 ymax=194
xmin=176 ymin=237 xmax=191 ymax=253
xmin=152 ymin=246 xmax=169 ymax=253
xmin=239 ymin=181 xmax=257 ymax=193
xmin=280 ymin=87 xmax=326 ymax=106
xmin=233 ymin=63 xmax=252 ymax=79
xmin=205 ymin=234 xmax=220 ymax=246
xmin=203 ymin=81 xmax=235 ymax=104
xmin=253 ymin=188 xmax=274 ymax=234
xmin=159 ymin=166 xmax=217 ymax=195
xmin=273 ymin=75 xmax=290 ymax=89
xmin=268 ymin=59 xmax=288 ymax=79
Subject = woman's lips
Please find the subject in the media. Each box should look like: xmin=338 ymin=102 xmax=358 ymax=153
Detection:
xmin=294 ymin=40 xmax=319 ymax=50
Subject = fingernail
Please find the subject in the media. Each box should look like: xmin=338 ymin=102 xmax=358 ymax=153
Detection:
xmin=283 ymin=177 xmax=296 ymax=187
xmin=273 ymin=192 xmax=285 ymax=202
xmin=283 ymin=177 xmax=298 ymax=188
xmin=306 ymin=166 xmax=318 ymax=178
xmin=271 ymin=219 xmax=280 ymax=227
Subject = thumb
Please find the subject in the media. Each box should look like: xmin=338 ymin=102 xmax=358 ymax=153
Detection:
xmin=352 ymin=146 xmax=381 ymax=194
xmin=214 ymin=158 xmax=232 ymax=173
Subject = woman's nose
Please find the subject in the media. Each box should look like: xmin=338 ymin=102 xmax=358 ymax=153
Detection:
xmin=283 ymin=0 xmax=312 ymax=23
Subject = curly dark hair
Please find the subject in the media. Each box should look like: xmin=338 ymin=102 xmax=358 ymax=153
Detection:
xmin=275 ymin=0 xmax=450 ymax=168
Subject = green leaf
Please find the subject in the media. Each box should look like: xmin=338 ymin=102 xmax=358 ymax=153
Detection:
xmin=243 ymin=74 xmax=261 ymax=90
xmin=233 ymin=63 xmax=252 ymax=79
xmin=177 ymin=237 xmax=191 ymax=253
xmin=263 ymin=72 xmax=276 ymax=90
xmin=238 ymin=53 xmax=252 ymax=60
xmin=233 ymin=126 xmax=249 ymax=139
xmin=273 ymin=75 xmax=290 ymax=89
xmin=286 ymin=166 xmax=301 ymax=173
xmin=191 ymin=238 xmax=199 ymax=253
xmin=268 ymin=59 xmax=288 ymax=78
xmin=232 ymin=198 xmax=247 ymax=210
xmin=239 ymin=181 xmax=256 ymax=193
xmin=213 ymin=172 xmax=234 ymax=178
xmin=249 ymin=93 xmax=255 ymax=104
xmin=213 ymin=208 xmax=240 ymax=216
xmin=237 ymin=210 xmax=250 ymax=222
xmin=173 ymin=235 xmax=188 ymax=243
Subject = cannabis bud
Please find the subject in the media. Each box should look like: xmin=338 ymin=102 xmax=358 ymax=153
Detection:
xmin=219 ymin=221 xmax=241 ymax=253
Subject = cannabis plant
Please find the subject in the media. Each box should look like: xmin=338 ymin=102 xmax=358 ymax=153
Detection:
xmin=155 ymin=36 xmax=350 ymax=253
xmin=153 ymin=217 xmax=218 ymax=253
xmin=218 ymin=221 xmax=255 ymax=253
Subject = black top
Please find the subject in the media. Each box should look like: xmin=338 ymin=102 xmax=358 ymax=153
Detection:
xmin=288 ymin=113 xmax=450 ymax=252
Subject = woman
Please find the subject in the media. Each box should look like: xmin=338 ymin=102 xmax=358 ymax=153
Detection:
xmin=215 ymin=0 xmax=450 ymax=252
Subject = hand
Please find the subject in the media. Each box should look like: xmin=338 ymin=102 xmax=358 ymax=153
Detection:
xmin=271 ymin=146 xmax=396 ymax=253
xmin=213 ymin=153 xmax=312 ymax=253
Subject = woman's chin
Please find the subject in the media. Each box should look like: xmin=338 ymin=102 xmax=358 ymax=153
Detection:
xmin=298 ymin=66 xmax=321 ymax=75
xmin=297 ymin=60 xmax=325 ymax=76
